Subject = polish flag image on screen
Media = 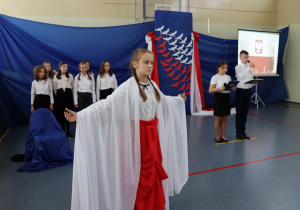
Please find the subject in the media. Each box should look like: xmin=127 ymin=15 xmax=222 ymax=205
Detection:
xmin=238 ymin=29 xmax=280 ymax=76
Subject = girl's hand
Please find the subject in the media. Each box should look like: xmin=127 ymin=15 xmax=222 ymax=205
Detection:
xmin=75 ymin=104 xmax=79 ymax=108
xmin=52 ymin=69 xmax=58 ymax=74
xmin=64 ymin=108 xmax=77 ymax=122
xmin=31 ymin=105 xmax=34 ymax=113
xmin=231 ymin=86 xmax=236 ymax=91
xmin=178 ymin=92 xmax=187 ymax=101
xmin=50 ymin=104 xmax=54 ymax=111
xmin=219 ymin=86 xmax=226 ymax=91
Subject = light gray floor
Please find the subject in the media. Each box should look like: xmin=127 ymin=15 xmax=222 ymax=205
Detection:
xmin=1 ymin=102 xmax=300 ymax=210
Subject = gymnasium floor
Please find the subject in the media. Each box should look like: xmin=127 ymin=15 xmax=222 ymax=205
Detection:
xmin=1 ymin=101 xmax=300 ymax=210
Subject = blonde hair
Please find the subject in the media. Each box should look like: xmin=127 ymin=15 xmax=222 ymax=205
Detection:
xmin=130 ymin=48 xmax=160 ymax=102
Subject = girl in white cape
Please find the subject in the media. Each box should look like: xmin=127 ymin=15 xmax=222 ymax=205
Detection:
xmin=64 ymin=48 xmax=189 ymax=210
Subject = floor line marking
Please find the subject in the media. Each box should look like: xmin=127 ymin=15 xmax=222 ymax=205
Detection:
xmin=0 ymin=128 xmax=10 ymax=143
xmin=189 ymin=151 xmax=300 ymax=177
xmin=248 ymin=113 xmax=300 ymax=128
xmin=215 ymin=137 xmax=257 ymax=145
xmin=187 ymin=116 xmax=212 ymax=122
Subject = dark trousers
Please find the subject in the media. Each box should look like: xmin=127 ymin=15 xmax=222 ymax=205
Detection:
xmin=235 ymin=88 xmax=251 ymax=133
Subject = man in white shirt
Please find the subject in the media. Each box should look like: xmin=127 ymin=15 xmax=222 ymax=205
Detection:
xmin=235 ymin=50 xmax=258 ymax=140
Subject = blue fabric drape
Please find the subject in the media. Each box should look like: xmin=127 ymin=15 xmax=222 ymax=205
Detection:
xmin=197 ymin=27 xmax=289 ymax=109
xmin=17 ymin=108 xmax=73 ymax=172
xmin=0 ymin=14 xmax=289 ymax=128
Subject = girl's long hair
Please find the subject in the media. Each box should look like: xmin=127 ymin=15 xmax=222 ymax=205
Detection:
xmin=43 ymin=61 xmax=54 ymax=79
xmin=56 ymin=61 xmax=70 ymax=79
xmin=98 ymin=61 xmax=113 ymax=77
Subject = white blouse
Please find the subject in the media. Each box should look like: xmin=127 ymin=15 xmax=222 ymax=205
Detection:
xmin=96 ymin=74 xmax=118 ymax=101
xmin=210 ymin=74 xmax=232 ymax=93
xmin=74 ymin=73 xmax=96 ymax=104
xmin=31 ymin=79 xmax=54 ymax=104
xmin=139 ymin=80 xmax=157 ymax=121
xmin=52 ymin=74 xmax=74 ymax=95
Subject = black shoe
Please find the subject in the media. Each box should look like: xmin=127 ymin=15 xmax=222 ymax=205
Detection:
xmin=215 ymin=138 xmax=222 ymax=143
xmin=67 ymin=133 xmax=74 ymax=139
xmin=242 ymin=132 xmax=250 ymax=139
xmin=221 ymin=137 xmax=229 ymax=142
xmin=236 ymin=133 xmax=244 ymax=140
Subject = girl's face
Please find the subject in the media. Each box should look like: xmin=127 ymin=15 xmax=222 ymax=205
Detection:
xmin=104 ymin=62 xmax=110 ymax=72
xmin=44 ymin=63 xmax=51 ymax=72
xmin=133 ymin=52 xmax=154 ymax=78
xmin=85 ymin=62 xmax=90 ymax=70
xmin=79 ymin=64 xmax=87 ymax=74
xmin=60 ymin=64 xmax=68 ymax=74
xmin=218 ymin=65 xmax=228 ymax=75
xmin=38 ymin=68 xmax=45 ymax=79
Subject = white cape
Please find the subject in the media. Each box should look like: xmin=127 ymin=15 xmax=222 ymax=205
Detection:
xmin=72 ymin=77 xmax=188 ymax=210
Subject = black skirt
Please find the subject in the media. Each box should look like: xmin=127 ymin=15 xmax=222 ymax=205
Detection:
xmin=33 ymin=94 xmax=50 ymax=110
xmin=78 ymin=92 xmax=93 ymax=111
xmin=56 ymin=88 xmax=73 ymax=119
xmin=99 ymin=88 xmax=114 ymax=100
xmin=213 ymin=92 xmax=231 ymax=116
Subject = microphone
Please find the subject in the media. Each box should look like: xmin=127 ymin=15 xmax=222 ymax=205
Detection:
xmin=247 ymin=60 xmax=255 ymax=68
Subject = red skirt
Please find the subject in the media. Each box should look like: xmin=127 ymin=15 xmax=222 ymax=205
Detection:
xmin=134 ymin=118 xmax=168 ymax=210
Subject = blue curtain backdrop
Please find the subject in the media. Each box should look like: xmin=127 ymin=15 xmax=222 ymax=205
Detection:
xmin=0 ymin=14 xmax=289 ymax=128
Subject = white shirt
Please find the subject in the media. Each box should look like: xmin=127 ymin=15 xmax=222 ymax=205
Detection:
xmin=210 ymin=74 xmax=232 ymax=93
xmin=74 ymin=73 xmax=96 ymax=104
xmin=139 ymin=81 xmax=157 ymax=121
xmin=31 ymin=79 xmax=54 ymax=104
xmin=47 ymin=78 xmax=53 ymax=88
xmin=53 ymin=74 xmax=74 ymax=95
xmin=235 ymin=63 xmax=254 ymax=89
xmin=96 ymin=74 xmax=118 ymax=101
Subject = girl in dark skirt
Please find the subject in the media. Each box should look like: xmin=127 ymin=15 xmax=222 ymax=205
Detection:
xmin=96 ymin=61 xmax=118 ymax=100
xmin=43 ymin=61 xmax=58 ymax=117
xmin=74 ymin=61 xmax=96 ymax=111
xmin=53 ymin=62 xmax=74 ymax=139
xmin=31 ymin=66 xmax=54 ymax=113
xmin=209 ymin=61 xmax=236 ymax=143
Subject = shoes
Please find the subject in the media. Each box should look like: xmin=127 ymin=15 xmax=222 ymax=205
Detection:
xmin=67 ymin=133 xmax=74 ymax=139
xmin=215 ymin=138 xmax=222 ymax=143
xmin=242 ymin=132 xmax=250 ymax=140
xmin=236 ymin=132 xmax=244 ymax=140
xmin=221 ymin=137 xmax=229 ymax=142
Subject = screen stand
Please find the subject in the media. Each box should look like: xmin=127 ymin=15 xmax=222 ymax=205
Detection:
xmin=251 ymin=77 xmax=265 ymax=109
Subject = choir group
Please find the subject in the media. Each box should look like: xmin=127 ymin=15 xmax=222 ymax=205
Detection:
xmin=30 ymin=60 xmax=118 ymax=139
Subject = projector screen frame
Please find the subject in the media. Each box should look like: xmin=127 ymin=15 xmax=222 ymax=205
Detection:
xmin=238 ymin=28 xmax=281 ymax=77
